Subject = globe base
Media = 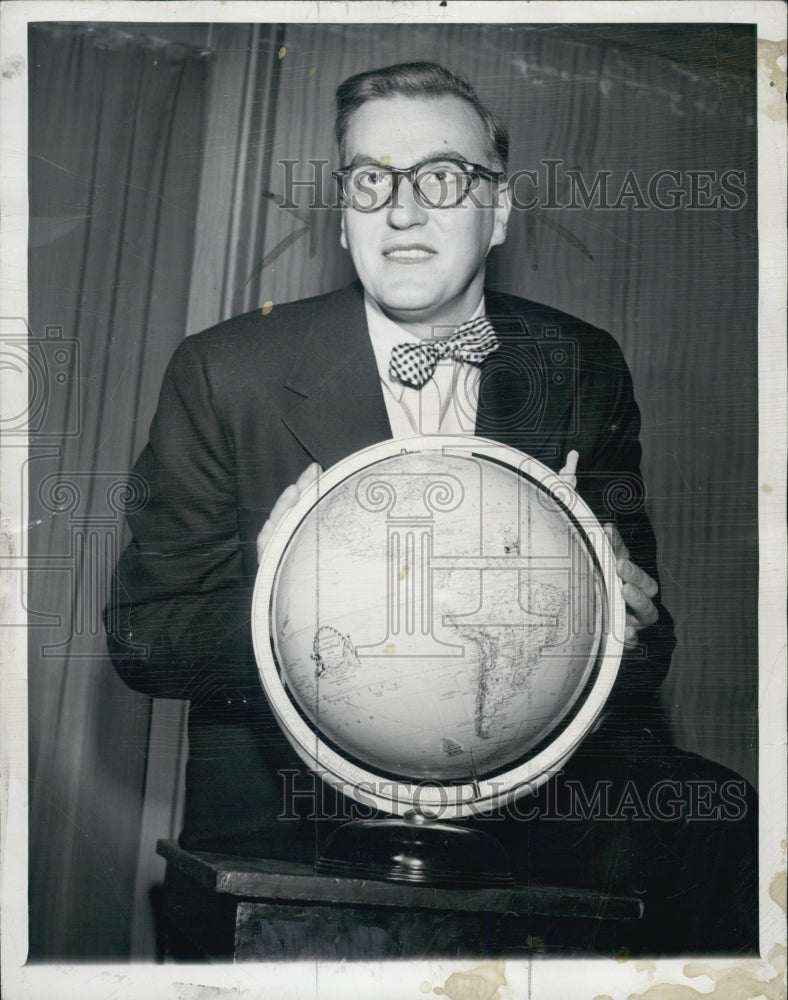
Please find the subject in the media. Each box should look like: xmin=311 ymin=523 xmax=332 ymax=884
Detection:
xmin=314 ymin=810 xmax=515 ymax=888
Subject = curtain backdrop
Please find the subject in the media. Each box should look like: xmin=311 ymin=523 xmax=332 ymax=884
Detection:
xmin=27 ymin=23 xmax=209 ymax=959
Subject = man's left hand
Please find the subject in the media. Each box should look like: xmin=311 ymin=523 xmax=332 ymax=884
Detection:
xmin=603 ymin=522 xmax=660 ymax=648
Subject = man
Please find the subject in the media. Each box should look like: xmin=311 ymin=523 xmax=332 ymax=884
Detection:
xmin=106 ymin=62 xmax=755 ymax=954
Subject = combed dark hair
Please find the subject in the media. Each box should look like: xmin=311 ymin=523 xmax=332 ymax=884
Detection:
xmin=335 ymin=61 xmax=509 ymax=173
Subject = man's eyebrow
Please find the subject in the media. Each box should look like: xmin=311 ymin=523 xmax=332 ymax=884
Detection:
xmin=346 ymin=150 xmax=472 ymax=167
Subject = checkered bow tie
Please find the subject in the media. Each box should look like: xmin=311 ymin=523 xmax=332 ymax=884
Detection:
xmin=388 ymin=316 xmax=499 ymax=389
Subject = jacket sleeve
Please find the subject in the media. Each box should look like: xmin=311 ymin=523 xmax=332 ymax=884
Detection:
xmin=104 ymin=334 xmax=262 ymax=708
xmin=574 ymin=332 xmax=676 ymax=701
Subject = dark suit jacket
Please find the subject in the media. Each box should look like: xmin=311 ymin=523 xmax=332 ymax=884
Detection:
xmin=106 ymin=282 xmax=675 ymax=850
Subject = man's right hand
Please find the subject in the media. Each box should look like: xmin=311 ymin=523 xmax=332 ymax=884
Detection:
xmin=256 ymin=462 xmax=322 ymax=563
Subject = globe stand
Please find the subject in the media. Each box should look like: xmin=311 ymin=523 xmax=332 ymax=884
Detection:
xmin=254 ymin=440 xmax=627 ymax=892
xmin=314 ymin=809 xmax=515 ymax=888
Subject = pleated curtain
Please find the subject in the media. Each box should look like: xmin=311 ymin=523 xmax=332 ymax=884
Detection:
xmin=27 ymin=22 xmax=210 ymax=959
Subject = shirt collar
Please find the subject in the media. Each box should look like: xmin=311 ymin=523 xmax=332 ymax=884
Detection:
xmin=364 ymin=293 xmax=486 ymax=399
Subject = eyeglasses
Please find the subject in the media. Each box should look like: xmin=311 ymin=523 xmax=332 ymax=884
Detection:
xmin=332 ymin=157 xmax=504 ymax=212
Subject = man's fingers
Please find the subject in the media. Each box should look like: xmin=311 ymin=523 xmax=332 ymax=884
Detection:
xmin=257 ymin=463 xmax=324 ymax=564
xmin=295 ymin=462 xmax=322 ymax=492
xmin=256 ymin=519 xmax=275 ymax=562
xmin=603 ymin=522 xmax=630 ymax=562
xmin=622 ymin=582 xmax=659 ymax=627
xmin=612 ymin=538 xmax=659 ymax=644
xmin=624 ymin=623 xmax=639 ymax=648
xmin=616 ymin=557 xmax=659 ymax=599
xmin=269 ymin=464 xmax=322 ymax=523
xmin=268 ymin=482 xmax=300 ymax=524
xmin=605 ymin=522 xmax=660 ymax=628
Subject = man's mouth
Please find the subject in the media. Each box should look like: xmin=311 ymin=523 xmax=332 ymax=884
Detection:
xmin=382 ymin=245 xmax=436 ymax=263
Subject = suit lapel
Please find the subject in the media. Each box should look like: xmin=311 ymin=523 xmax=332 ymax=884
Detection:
xmin=281 ymin=285 xmax=576 ymax=473
xmin=476 ymin=291 xmax=577 ymax=470
xmin=281 ymin=283 xmax=393 ymax=469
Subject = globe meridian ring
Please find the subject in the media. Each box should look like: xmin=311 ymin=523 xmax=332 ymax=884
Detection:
xmin=251 ymin=436 xmax=626 ymax=819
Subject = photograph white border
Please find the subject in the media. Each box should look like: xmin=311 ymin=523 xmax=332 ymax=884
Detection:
xmin=1 ymin=3 xmax=785 ymax=998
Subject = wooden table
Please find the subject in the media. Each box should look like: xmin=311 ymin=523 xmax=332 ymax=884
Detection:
xmin=157 ymin=839 xmax=644 ymax=961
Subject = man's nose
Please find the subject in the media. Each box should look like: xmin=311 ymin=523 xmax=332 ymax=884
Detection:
xmin=386 ymin=176 xmax=428 ymax=228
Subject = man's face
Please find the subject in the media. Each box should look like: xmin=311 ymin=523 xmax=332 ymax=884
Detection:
xmin=339 ymin=95 xmax=511 ymax=336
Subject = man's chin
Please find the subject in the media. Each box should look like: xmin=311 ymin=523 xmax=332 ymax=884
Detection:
xmin=364 ymin=276 xmax=482 ymax=332
xmin=376 ymin=294 xmax=456 ymax=326
xmin=383 ymin=300 xmax=440 ymax=320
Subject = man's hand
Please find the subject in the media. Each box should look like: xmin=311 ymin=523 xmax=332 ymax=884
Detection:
xmin=256 ymin=463 xmax=322 ymax=563
xmin=603 ymin=522 xmax=660 ymax=648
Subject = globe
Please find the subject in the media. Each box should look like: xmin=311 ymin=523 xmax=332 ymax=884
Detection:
xmin=252 ymin=437 xmax=625 ymax=821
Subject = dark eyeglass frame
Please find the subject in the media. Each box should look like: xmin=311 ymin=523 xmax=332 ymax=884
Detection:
xmin=332 ymin=157 xmax=505 ymax=212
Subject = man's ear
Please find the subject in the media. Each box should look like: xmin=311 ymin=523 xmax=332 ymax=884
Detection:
xmin=489 ymin=179 xmax=512 ymax=250
xmin=340 ymin=212 xmax=348 ymax=250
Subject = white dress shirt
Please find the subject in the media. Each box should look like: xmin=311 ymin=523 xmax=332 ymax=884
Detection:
xmin=364 ymin=293 xmax=485 ymax=439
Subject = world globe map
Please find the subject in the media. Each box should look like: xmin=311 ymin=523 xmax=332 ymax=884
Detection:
xmin=252 ymin=438 xmax=624 ymax=818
